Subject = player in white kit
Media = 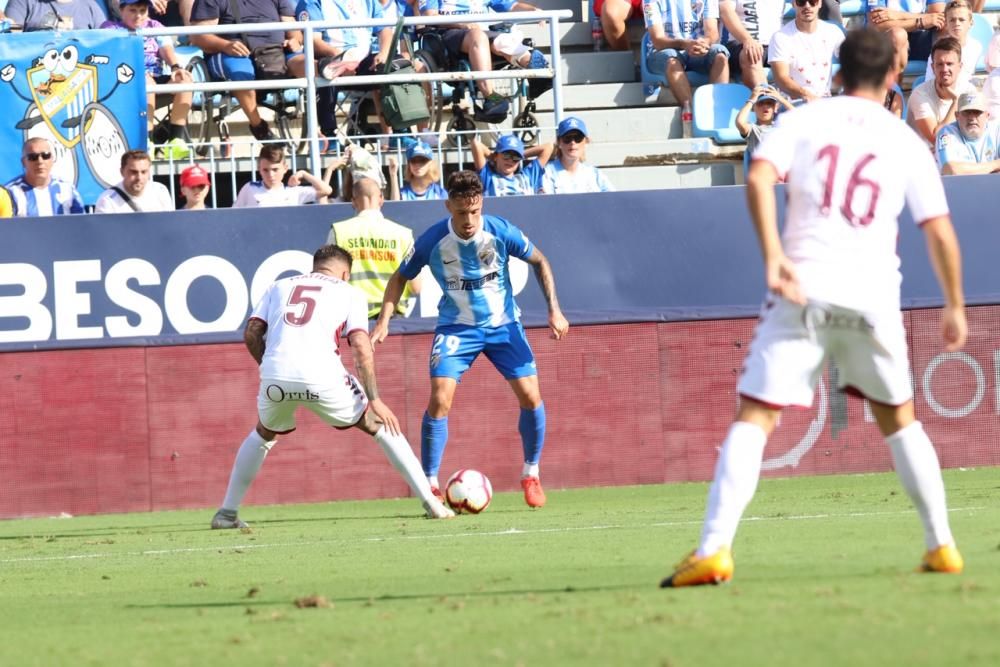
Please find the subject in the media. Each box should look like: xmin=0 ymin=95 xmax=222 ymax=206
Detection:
xmin=662 ymin=28 xmax=967 ymax=587
xmin=211 ymin=245 xmax=454 ymax=529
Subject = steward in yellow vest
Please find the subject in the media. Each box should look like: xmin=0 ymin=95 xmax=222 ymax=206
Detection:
xmin=327 ymin=178 xmax=420 ymax=318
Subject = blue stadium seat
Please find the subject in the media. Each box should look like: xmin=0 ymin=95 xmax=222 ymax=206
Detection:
xmin=640 ymin=32 xmax=709 ymax=94
xmin=692 ymin=82 xmax=752 ymax=144
xmin=969 ymin=13 xmax=994 ymax=72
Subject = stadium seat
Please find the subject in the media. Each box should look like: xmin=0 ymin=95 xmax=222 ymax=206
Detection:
xmin=692 ymin=82 xmax=752 ymax=144
xmin=970 ymin=13 xmax=993 ymax=72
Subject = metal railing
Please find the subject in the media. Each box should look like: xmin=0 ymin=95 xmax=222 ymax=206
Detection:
xmin=140 ymin=11 xmax=571 ymax=180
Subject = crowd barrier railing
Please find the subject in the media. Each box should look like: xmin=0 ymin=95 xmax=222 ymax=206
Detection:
xmin=140 ymin=11 xmax=571 ymax=183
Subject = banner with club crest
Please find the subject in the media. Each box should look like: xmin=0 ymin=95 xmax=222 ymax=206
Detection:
xmin=0 ymin=29 xmax=146 ymax=206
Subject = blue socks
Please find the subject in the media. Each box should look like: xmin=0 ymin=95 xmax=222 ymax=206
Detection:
xmin=422 ymin=405 xmax=545 ymax=479
xmin=421 ymin=412 xmax=449 ymax=478
xmin=518 ymin=403 xmax=546 ymax=465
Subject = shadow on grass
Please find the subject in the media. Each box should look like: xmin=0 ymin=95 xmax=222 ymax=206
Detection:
xmin=124 ymin=582 xmax=640 ymax=610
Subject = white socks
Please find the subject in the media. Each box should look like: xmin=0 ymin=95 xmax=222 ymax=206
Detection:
xmin=886 ymin=421 xmax=954 ymax=550
xmin=522 ymin=462 xmax=539 ymax=478
xmin=374 ymin=427 xmax=438 ymax=505
xmin=221 ymin=430 xmax=276 ymax=511
xmin=697 ymin=421 xmax=768 ymax=557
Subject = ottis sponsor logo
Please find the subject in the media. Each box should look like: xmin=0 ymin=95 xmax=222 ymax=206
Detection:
xmin=0 ymin=250 xmax=313 ymax=344
xmin=265 ymin=384 xmax=319 ymax=402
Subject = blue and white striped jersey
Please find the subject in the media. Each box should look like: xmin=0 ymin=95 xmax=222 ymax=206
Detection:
xmin=6 ymin=176 xmax=84 ymax=217
xmin=643 ymin=0 xmax=719 ymax=42
xmin=399 ymin=215 xmax=534 ymax=327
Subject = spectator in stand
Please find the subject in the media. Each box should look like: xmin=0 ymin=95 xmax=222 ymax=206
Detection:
xmin=417 ymin=0 xmax=517 ymax=120
xmin=179 ymin=165 xmax=211 ymax=209
xmin=7 ymin=138 xmax=84 ymax=217
xmin=735 ymin=85 xmax=793 ymax=162
xmin=768 ymin=0 xmax=844 ymax=103
xmin=235 ymin=145 xmax=333 ymax=207
xmin=470 ymin=133 xmax=554 ymax=196
xmin=327 ymin=178 xmax=421 ymax=318
xmin=541 ymin=117 xmax=614 ymax=194
xmin=95 ymin=150 xmax=174 ymax=212
xmin=596 ymin=0 xmax=642 ymax=52
xmin=924 ymin=1 xmax=978 ymax=86
xmin=100 ymin=0 xmax=195 ymax=160
xmin=189 ymin=0 xmax=303 ymax=142
xmin=908 ymin=37 xmax=974 ymax=147
xmin=720 ymin=0 xmax=786 ymax=88
xmin=5 ymin=0 xmax=106 ymax=30
xmin=868 ymin=0 xmax=945 ymax=76
xmin=292 ymin=0 xmax=394 ymax=143
xmin=389 ymin=141 xmax=448 ymax=201
xmin=643 ymin=0 xmax=729 ymax=112
xmin=935 ymin=91 xmax=1000 ymax=174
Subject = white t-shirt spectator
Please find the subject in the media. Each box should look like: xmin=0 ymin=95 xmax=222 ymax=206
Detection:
xmin=94 ymin=181 xmax=174 ymax=213
xmin=234 ymin=181 xmax=318 ymax=208
xmin=924 ymin=40 xmax=981 ymax=85
xmin=540 ymin=161 xmax=614 ymax=194
xmin=907 ymin=79 xmax=976 ymax=146
xmin=722 ymin=0 xmax=785 ymax=47
xmin=767 ymin=21 xmax=845 ymax=97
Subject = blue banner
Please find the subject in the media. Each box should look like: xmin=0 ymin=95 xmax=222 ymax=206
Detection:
xmin=1 ymin=182 xmax=999 ymax=352
xmin=0 ymin=30 xmax=146 ymax=205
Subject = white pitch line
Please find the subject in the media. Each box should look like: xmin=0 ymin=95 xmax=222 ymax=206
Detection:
xmin=0 ymin=506 xmax=986 ymax=565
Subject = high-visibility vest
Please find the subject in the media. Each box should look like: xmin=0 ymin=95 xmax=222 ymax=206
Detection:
xmin=328 ymin=209 xmax=416 ymax=318
xmin=0 ymin=185 xmax=15 ymax=218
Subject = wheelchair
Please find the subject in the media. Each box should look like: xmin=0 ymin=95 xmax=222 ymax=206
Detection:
xmin=410 ymin=23 xmax=550 ymax=147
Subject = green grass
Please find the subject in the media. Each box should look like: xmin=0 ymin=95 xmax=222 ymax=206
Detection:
xmin=1 ymin=469 xmax=999 ymax=667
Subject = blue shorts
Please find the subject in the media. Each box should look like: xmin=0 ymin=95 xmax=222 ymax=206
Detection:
xmin=647 ymin=43 xmax=729 ymax=75
xmin=429 ymin=322 xmax=537 ymax=380
xmin=207 ymin=49 xmax=303 ymax=81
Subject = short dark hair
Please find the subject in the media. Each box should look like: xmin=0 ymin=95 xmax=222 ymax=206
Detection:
xmin=258 ymin=144 xmax=286 ymax=164
xmin=838 ymin=28 xmax=895 ymax=92
xmin=932 ymin=36 xmax=963 ymax=62
xmin=120 ymin=149 xmax=151 ymax=168
xmin=313 ymin=244 xmax=353 ymax=271
xmin=446 ymin=170 xmax=483 ymax=200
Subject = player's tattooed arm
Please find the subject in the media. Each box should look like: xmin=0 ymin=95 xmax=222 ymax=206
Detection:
xmin=526 ymin=247 xmax=570 ymax=340
xmin=527 ymin=247 xmax=561 ymax=312
xmin=348 ymin=331 xmax=380 ymax=401
xmin=244 ymin=319 xmax=268 ymax=365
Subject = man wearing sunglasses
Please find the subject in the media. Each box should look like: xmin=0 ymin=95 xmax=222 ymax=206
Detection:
xmin=767 ymin=0 xmax=845 ymax=103
xmin=6 ymin=138 xmax=84 ymax=217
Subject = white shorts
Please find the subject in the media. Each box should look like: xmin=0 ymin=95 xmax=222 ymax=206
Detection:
xmin=737 ymin=297 xmax=913 ymax=408
xmin=257 ymin=377 xmax=369 ymax=434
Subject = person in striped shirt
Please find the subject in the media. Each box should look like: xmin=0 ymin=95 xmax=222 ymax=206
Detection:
xmin=372 ymin=170 xmax=569 ymax=509
xmin=7 ymin=139 xmax=84 ymax=217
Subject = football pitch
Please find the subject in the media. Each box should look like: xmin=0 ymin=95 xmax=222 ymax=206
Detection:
xmin=2 ymin=469 xmax=998 ymax=667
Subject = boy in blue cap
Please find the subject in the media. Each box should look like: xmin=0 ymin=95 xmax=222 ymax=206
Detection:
xmin=470 ymin=133 xmax=555 ymax=196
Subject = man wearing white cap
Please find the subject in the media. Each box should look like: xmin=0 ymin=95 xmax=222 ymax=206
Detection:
xmin=935 ymin=90 xmax=1000 ymax=175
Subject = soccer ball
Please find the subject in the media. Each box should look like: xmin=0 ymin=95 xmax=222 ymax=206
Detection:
xmin=444 ymin=469 xmax=493 ymax=514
